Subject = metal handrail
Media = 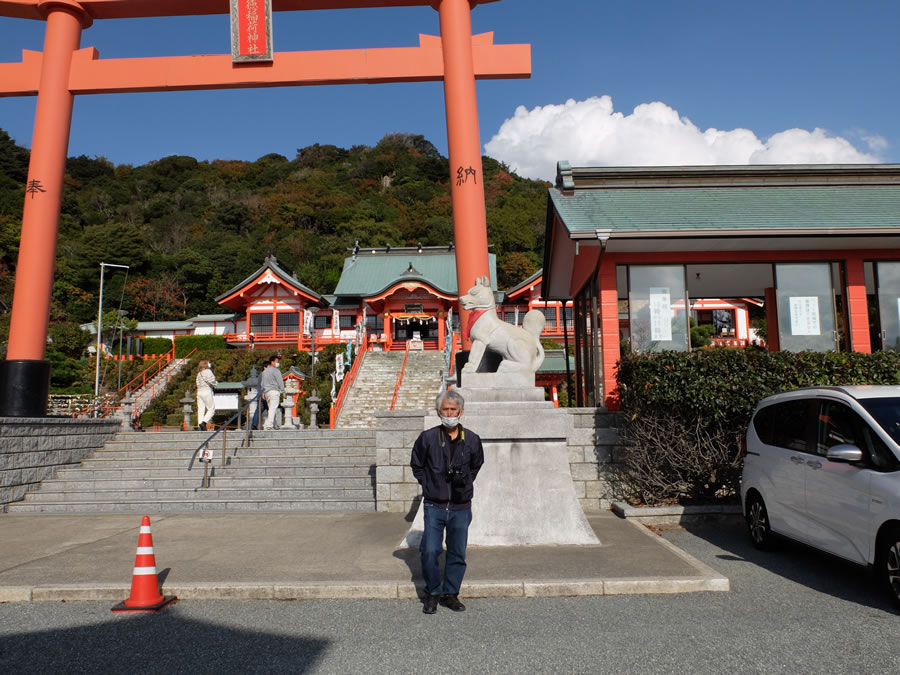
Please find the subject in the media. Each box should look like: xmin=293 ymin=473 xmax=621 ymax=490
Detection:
xmin=187 ymin=391 xmax=261 ymax=473
xmin=117 ymin=344 xmax=176 ymax=396
xmin=329 ymin=332 xmax=369 ymax=429
xmin=389 ymin=341 xmax=411 ymax=411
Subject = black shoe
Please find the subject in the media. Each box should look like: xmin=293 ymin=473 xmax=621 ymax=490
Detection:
xmin=422 ymin=594 xmax=439 ymax=614
xmin=199 ymin=422 xmax=206 ymax=431
xmin=439 ymin=594 xmax=466 ymax=612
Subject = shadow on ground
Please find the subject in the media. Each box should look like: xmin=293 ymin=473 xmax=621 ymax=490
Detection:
xmin=680 ymin=517 xmax=898 ymax=614
xmin=0 ymin=608 xmax=329 ymax=673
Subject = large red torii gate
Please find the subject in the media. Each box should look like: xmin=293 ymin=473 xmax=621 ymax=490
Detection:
xmin=0 ymin=0 xmax=530 ymax=416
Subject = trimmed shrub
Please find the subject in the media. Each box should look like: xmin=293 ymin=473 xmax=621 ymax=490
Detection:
xmin=616 ymin=348 xmax=900 ymax=505
xmin=174 ymin=335 xmax=228 ymax=357
xmin=142 ymin=337 xmax=173 ymax=355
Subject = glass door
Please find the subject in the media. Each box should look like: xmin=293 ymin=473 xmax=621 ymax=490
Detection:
xmin=875 ymin=262 xmax=900 ymax=351
xmin=627 ymin=265 xmax=689 ymax=352
xmin=774 ymin=263 xmax=838 ymax=352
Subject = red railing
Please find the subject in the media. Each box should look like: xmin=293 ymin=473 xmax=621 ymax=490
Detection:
xmin=390 ymin=341 xmax=412 ymax=411
xmin=328 ymin=333 xmax=368 ymax=429
xmin=132 ymin=347 xmax=197 ymax=407
xmin=117 ymin=344 xmax=176 ymax=396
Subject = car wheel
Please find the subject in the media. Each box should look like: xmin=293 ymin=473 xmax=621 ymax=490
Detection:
xmin=746 ymin=493 xmax=775 ymax=551
xmin=876 ymin=525 xmax=900 ymax=608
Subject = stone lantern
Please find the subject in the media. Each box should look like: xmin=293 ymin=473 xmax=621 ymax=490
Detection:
xmin=180 ymin=390 xmax=194 ymax=431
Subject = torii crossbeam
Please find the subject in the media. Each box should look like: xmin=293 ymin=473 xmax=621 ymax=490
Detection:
xmin=0 ymin=0 xmax=530 ymax=416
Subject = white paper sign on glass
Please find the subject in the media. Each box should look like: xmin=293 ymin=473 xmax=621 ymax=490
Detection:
xmin=789 ymin=296 xmax=821 ymax=336
xmin=649 ymin=287 xmax=673 ymax=341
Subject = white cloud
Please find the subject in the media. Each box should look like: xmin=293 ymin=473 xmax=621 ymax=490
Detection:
xmin=484 ymin=96 xmax=883 ymax=180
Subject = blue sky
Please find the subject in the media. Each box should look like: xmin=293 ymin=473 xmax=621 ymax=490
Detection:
xmin=1 ymin=0 xmax=898 ymax=179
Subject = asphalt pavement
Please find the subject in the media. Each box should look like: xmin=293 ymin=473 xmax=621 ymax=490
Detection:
xmin=0 ymin=521 xmax=897 ymax=674
xmin=0 ymin=511 xmax=727 ymax=603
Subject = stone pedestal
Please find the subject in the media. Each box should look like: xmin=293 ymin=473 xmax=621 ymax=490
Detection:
xmin=402 ymin=377 xmax=600 ymax=547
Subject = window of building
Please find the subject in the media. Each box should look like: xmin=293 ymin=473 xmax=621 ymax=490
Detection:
xmin=339 ymin=315 xmax=354 ymax=330
xmin=275 ymin=313 xmax=299 ymax=334
xmin=541 ymin=306 xmax=558 ymax=329
xmin=574 ymin=274 xmax=599 ymax=407
xmin=774 ymin=262 xmax=838 ymax=352
xmin=628 ymin=265 xmax=689 ymax=353
xmin=314 ymin=315 xmax=331 ymax=329
xmin=504 ymin=311 xmax=517 ymax=325
xmin=250 ymin=313 xmax=272 ymax=334
xmin=366 ymin=314 xmax=384 ymax=332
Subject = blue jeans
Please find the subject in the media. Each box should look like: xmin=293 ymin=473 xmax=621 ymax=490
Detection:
xmin=420 ymin=503 xmax=472 ymax=596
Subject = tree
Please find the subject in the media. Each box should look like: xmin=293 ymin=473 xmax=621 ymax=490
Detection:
xmin=126 ymin=275 xmax=186 ymax=320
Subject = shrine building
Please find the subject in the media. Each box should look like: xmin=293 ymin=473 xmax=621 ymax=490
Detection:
xmin=542 ymin=163 xmax=900 ymax=410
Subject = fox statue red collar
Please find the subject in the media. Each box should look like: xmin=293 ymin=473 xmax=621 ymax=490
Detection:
xmin=463 ymin=309 xmax=489 ymax=341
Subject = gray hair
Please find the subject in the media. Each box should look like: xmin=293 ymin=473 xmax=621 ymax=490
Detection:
xmin=435 ymin=389 xmax=465 ymax=412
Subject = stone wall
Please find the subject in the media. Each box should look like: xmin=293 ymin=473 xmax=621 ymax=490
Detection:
xmin=565 ymin=408 xmax=622 ymax=512
xmin=374 ymin=410 xmax=425 ymax=513
xmin=374 ymin=408 xmax=621 ymax=514
xmin=0 ymin=418 xmax=122 ymax=512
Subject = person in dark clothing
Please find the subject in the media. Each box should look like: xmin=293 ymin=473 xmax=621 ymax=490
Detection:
xmin=410 ymin=389 xmax=484 ymax=614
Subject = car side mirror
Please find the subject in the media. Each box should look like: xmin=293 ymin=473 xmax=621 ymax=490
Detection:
xmin=826 ymin=444 xmax=864 ymax=463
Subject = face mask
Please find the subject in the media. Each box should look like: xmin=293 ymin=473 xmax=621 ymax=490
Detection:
xmin=439 ymin=415 xmax=461 ymax=429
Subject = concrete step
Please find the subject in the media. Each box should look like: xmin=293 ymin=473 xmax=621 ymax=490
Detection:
xmin=57 ymin=465 xmax=372 ymax=480
xmin=93 ymin=443 xmax=376 ymax=457
xmin=39 ymin=475 xmax=373 ymax=490
xmin=22 ymin=485 xmax=376 ymax=502
xmin=7 ymin=499 xmax=376 ymax=513
xmin=79 ymin=455 xmax=374 ymax=469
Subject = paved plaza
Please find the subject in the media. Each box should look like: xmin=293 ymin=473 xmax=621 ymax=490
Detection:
xmin=0 ymin=511 xmax=725 ymax=602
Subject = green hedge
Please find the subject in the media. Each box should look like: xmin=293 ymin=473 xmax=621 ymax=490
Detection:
xmin=616 ymin=349 xmax=900 ymax=505
xmin=141 ymin=337 xmax=173 ymax=355
xmin=174 ymin=335 xmax=228 ymax=357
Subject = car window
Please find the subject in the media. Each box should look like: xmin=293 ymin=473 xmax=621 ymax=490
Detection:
xmin=858 ymin=398 xmax=900 ymax=445
xmin=818 ymin=401 xmax=898 ymax=470
xmin=753 ymin=399 xmax=812 ymax=452
xmin=817 ymin=402 xmax=863 ymax=454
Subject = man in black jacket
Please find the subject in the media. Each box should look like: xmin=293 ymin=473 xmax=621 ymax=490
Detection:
xmin=410 ymin=389 xmax=484 ymax=614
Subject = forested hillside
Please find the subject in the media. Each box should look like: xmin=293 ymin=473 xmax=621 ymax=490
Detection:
xmin=0 ymin=129 xmax=549 ymax=329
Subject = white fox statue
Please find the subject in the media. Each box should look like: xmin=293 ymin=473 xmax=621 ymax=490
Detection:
xmin=458 ymin=276 xmax=545 ymax=375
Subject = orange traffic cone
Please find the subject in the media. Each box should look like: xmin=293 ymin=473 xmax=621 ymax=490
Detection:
xmin=111 ymin=515 xmax=177 ymax=613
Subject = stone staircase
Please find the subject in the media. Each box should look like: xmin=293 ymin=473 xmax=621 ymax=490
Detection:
xmin=8 ymin=429 xmax=376 ymax=514
xmin=336 ymin=349 xmax=445 ymax=428
xmin=130 ymin=357 xmax=191 ymax=416
xmin=395 ymin=350 xmax=446 ymax=411
xmin=335 ymin=351 xmax=405 ymax=428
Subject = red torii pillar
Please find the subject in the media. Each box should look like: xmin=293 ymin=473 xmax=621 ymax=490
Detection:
xmin=436 ymin=0 xmax=491 ymax=349
xmin=0 ymin=0 xmax=528 ymax=416
xmin=0 ymin=2 xmax=90 ymax=416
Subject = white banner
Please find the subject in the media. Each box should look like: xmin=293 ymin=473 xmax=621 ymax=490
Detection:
xmin=789 ymin=296 xmax=821 ymax=336
xmin=332 ymin=309 xmax=340 ymax=337
xmin=335 ymin=353 xmax=344 ymax=381
xmin=303 ymin=308 xmax=313 ymax=336
xmin=649 ymin=287 xmax=673 ymax=341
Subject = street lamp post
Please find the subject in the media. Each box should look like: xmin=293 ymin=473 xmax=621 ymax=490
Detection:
xmin=93 ymin=262 xmax=129 ymax=416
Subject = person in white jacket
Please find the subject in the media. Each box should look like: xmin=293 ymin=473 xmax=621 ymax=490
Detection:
xmin=195 ymin=359 xmax=217 ymax=431
xmin=260 ymin=354 xmax=284 ymax=431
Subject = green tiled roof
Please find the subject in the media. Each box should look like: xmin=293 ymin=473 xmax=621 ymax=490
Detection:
xmin=333 ymin=252 xmax=497 ymax=297
xmin=549 ymin=184 xmax=900 ymax=234
xmin=537 ymin=349 xmax=574 ymax=374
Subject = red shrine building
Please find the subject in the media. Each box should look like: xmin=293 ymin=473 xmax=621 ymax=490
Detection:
xmin=542 ymin=163 xmax=900 ymax=410
xmin=132 ymin=250 xmax=574 ymax=354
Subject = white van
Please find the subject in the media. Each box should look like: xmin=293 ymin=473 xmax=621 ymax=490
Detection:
xmin=741 ymin=386 xmax=900 ymax=606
